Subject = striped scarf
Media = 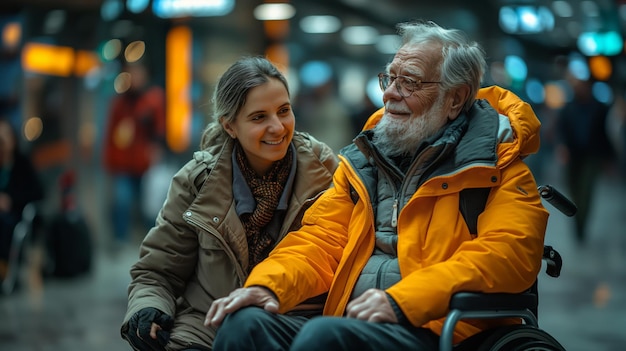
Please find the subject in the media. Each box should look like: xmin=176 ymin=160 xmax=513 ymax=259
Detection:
xmin=236 ymin=143 xmax=292 ymax=272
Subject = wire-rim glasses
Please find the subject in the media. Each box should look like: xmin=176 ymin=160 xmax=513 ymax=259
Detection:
xmin=378 ymin=73 xmax=440 ymax=98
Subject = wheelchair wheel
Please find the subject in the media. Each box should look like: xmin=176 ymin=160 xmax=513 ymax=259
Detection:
xmin=478 ymin=325 xmax=566 ymax=351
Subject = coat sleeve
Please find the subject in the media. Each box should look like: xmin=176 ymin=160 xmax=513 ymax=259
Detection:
xmin=244 ymin=164 xmax=354 ymax=312
xmin=122 ymin=158 xmax=205 ymax=325
xmin=387 ymin=159 xmax=548 ymax=328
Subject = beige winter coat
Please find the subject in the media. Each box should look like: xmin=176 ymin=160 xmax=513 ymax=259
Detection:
xmin=121 ymin=131 xmax=338 ymax=350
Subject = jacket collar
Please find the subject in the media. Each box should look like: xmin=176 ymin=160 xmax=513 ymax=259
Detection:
xmin=232 ymin=142 xmax=297 ymax=216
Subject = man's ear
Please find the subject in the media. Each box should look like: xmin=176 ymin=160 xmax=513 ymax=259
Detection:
xmin=447 ymin=85 xmax=471 ymax=120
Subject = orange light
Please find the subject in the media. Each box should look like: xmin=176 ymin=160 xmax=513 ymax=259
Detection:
xmin=263 ymin=20 xmax=289 ymax=40
xmin=22 ymin=43 xmax=100 ymax=77
xmin=2 ymin=22 xmax=21 ymax=49
xmin=22 ymin=43 xmax=74 ymax=77
xmin=544 ymin=83 xmax=566 ymax=110
xmin=265 ymin=43 xmax=289 ymax=74
xmin=588 ymin=56 xmax=612 ymax=81
xmin=74 ymin=50 xmax=101 ymax=76
xmin=165 ymin=25 xmax=192 ymax=153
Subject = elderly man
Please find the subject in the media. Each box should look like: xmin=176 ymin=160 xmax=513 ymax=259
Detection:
xmin=205 ymin=20 xmax=548 ymax=351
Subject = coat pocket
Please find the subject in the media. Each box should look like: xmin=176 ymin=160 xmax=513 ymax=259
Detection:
xmin=197 ymin=234 xmax=242 ymax=298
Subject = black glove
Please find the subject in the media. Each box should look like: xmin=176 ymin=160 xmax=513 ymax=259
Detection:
xmin=126 ymin=307 xmax=174 ymax=351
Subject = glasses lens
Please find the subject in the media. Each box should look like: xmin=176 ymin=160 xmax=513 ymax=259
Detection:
xmin=379 ymin=74 xmax=389 ymax=91
xmin=378 ymin=74 xmax=414 ymax=97
xmin=396 ymin=77 xmax=412 ymax=97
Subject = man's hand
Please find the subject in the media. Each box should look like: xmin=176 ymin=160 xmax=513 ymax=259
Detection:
xmin=204 ymin=286 xmax=279 ymax=328
xmin=346 ymin=288 xmax=398 ymax=323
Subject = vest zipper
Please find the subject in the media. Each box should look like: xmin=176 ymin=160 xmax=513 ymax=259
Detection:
xmin=391 ymin=198 xmax=398 ymax=228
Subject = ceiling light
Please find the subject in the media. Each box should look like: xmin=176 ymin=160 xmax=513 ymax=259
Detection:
xmin=127 ymin=0 xmax=150 ymax=13
xmin=253 ymin=3 xmax=296 ymax=21
xmin=341 ymin=26 xmax=379 ymax=45
xmin=153 ymin=0 xmax=234 ymax=18
xmin=499 ymin=6 xmax=519 ymax=33
xmin=300 ymin=15 xmax=341 ymax=33
xmin=518 ymin=7 xmax=541 ymax=33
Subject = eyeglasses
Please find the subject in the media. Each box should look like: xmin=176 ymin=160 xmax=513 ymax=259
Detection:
xmin=378 ymin=73 xmax=440 ymax=98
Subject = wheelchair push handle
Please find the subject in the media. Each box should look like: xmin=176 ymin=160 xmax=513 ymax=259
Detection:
xmin=538 ymin=185 xmax=577 ymax=217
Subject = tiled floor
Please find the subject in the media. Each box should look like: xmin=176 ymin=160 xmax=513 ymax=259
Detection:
xmin=1 ymin=165 xmax=625 ymax=351
xmin=0 ymin=244 xmax=136 ymax=351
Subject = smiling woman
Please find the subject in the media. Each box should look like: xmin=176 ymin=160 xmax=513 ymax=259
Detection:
xmin=120 ymin=56 xmax=338 ymax=351
xmin=220 ymin=78 xmax=295 ymax=176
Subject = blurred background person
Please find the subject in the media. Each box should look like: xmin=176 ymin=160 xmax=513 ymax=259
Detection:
xmin=294 ymin=62 xmax=353 ymax=152
xmin=555 ymin=72 xmax=615 ymax=244
xmin=102 ymin=60 xmax=166 ymax=250
xmin=607 ymin=87 xmax=626 ymax=180
xmin=0 ymin=118 xmax=44 ymax=286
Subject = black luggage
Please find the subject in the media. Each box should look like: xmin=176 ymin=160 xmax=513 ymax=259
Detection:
xmin=45 ymin=210 xmax=92 ymax=278
xmin=44 ymin=170 xmax=93 ymax=278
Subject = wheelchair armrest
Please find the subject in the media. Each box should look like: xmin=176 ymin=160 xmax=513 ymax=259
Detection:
xmin=440 ymin=291 xmax=539 ymax=351
xmin=450 ymin=291 xmax=537 ymax=312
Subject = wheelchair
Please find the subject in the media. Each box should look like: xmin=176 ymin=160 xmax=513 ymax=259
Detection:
xmin=440 ymin=185 xmax=577 ymax=351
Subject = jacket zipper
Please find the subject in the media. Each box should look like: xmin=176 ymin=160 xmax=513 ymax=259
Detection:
xmin=391 ymin=198 xmax=398 ymax=228
xmin=397 ymin=142 xmax=453 ymax=220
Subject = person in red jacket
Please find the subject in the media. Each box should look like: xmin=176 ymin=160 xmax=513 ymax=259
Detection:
xmin=205 ymin=20 xmax=549 ymax=351
xmin=103 ymin=60 xmax=165 ymax=247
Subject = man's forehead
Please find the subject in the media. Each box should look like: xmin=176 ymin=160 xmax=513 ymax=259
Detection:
xmin=390 ymin=53 xmax=427 ymax=74
xmin=391 ymin=44 xmax=441 ymax=72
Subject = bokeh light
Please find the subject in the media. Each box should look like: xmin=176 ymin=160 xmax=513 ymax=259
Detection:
xmin=124 ymin=40 xmax=145 ymax=63
xmin=101 ymin=38 xmax=122 ymax=61
xmin=544 ymin=82 xmax=567 ymax=109
xmin=114 ymin=71 xmax=131 ymax=93
xmin=504 ymin=55 xmax=527 ymax=82
xmin=588 ymin=55 xmax=612 ymax=81
xmin=525 ymin=78 xmax=545 ymax=104
xmin=23 ymin=117 xmax=43 ymax=142
xmin=591 ymin=81 xmax=613 ymax=104
xmin=299 ymin=60 xmax=332 ymax=88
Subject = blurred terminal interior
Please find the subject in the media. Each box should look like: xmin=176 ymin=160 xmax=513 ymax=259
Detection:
xmin=0 ymin=0 xmax=624 ymax=222
xmin=1 ymin=2 xmax=625 ymax=351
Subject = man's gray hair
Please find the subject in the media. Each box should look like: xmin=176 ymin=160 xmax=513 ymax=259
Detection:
xmin=396 ymin=20 xmax=487 ymax=111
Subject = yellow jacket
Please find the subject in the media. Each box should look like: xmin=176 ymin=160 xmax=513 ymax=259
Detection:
xmin=245 ymin=86 xmax=549 ymax=344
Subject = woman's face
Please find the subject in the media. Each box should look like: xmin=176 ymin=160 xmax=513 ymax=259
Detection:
xmin=222 ymin=78 xmax=295 ymax=176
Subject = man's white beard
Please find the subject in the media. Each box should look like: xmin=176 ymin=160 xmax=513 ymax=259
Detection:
xmin=373 ymin=95 xmax=448 ymax=158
